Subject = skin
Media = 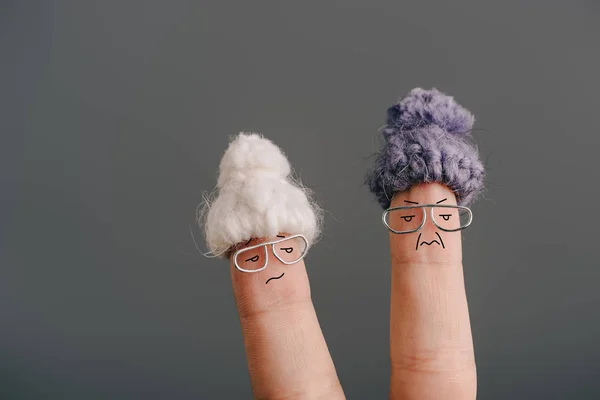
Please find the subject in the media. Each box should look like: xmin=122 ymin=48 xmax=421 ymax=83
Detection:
xmin=228 ymin=183 xmax=475 ymax=399
xmin=230 ymin=234 xmax=345 ymax=400
xmin=388 ymin=183 xmax=477 ymax=399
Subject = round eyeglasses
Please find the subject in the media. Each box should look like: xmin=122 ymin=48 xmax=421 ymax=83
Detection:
xmin=232 ymin=234 xmax=309 ymax=273
xmin=382 ymin=204 xmax=473 ymax=234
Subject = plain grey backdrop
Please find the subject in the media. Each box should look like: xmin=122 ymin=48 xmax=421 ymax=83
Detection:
xmin=2 ymin=1 xmax=599 ymax=399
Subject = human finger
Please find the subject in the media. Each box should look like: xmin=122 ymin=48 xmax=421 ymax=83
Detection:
xmin=366 ymin=88 xmax=484 ymax=399
xmin=202 ymin=133 xmax=345 ymax=399
xmin=230 ymin=235 xmax=344 ymax=399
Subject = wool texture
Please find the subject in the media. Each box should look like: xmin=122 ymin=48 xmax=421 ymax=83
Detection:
xmin=202 ymin=132 xmax=321 ymax=257
xmin=367 ymin=88 xmax=485 ymax=209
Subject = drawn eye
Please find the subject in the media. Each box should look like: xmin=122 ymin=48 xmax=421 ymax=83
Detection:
xmin=439 ymin=214 xmax=451 ymax=221
xmin=245 ymin=255 xmax=260 ymax=263
xmin=402 ymin=215 xmax=415 ymax=222
xmin=280 ymin=247 xmax=294 ymax=254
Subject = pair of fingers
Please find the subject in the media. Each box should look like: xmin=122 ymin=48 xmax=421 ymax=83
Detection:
xmin=230 ymin=184 xmax=477 ymax=400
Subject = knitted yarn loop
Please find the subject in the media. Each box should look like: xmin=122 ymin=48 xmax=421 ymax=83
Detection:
xmin=367 ymin=88 xmax=485 ymax=209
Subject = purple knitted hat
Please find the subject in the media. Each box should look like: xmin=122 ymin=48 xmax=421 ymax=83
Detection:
xmin=367 ymin=88 xmax=485 ymax=209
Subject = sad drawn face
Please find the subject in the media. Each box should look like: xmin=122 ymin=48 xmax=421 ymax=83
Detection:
xmin=232 ymin=234 xmax=308 ymax=284
xmin=386 ymin=183 xmax=469 ymax=264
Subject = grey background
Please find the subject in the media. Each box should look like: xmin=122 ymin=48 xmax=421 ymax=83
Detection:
xmin=1 ymin=1 xmax=599 ymax=399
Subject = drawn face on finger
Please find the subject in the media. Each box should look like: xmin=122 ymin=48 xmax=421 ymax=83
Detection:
xmin=231 ymin=234 xmax=309 ymax=284
xmin=228 ymin=233 xmax=312 ymax=310
xmin=386 ymin=183 xmax=466 ymax=263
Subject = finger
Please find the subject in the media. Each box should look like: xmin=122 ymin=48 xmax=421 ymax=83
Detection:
xmin=231 ymin=235 xmax=345 ymax=400
xmin=202 ymin=132 xmax=344 ymax=398
xmin=388 ymin=183 xmax=476 ymax=400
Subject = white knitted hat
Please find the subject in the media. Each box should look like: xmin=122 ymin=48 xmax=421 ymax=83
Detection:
xmin=202 ymin=133 xmax=321 ymax=257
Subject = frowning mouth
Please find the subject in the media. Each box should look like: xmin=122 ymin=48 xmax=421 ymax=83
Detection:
xmin=415 ymin=232 xmax=446 ymax=250
xmin=265 ymin=273 xmax=285 ymax=284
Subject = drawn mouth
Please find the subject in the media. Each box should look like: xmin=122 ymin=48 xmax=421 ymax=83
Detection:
xmin=416 ymin=232 xmax=446 ymax=250
xmin=265 ymin=273 xmax=285 ymax=284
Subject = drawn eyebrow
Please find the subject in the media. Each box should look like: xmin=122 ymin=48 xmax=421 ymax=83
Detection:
xmin=404 ymin=200 xmax=419 ymax=204
xmin=244 ymin=239 xmax=252 ymax=245
xmin=436 ymin=198 xmax=448 ymax=204
xmin=276 ymin=235 xmax=286 ymax=238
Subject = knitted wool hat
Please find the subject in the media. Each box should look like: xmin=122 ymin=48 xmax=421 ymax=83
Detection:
xmin=202 ymin=133 xmax=321 ymax=257
xmin=367 ymin=88 xmax=485 ymax=209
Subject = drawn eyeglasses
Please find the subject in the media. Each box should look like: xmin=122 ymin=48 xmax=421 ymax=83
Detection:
xmin=232 ymin=234 xmax=309 ymax=273
xmin=382 ymin=204 xmax=473 ymax=234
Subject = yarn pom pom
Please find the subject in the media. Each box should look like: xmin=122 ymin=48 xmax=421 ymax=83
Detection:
xmin=203 ymin=132 xmax=321 ymax=257
xmin=367 ymin=88 xmax=485 ymax=209
xmin=386 ymin=88 xmax=475 ymax=134
xmin=217 ymin=132 xmax=291 ymax=188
